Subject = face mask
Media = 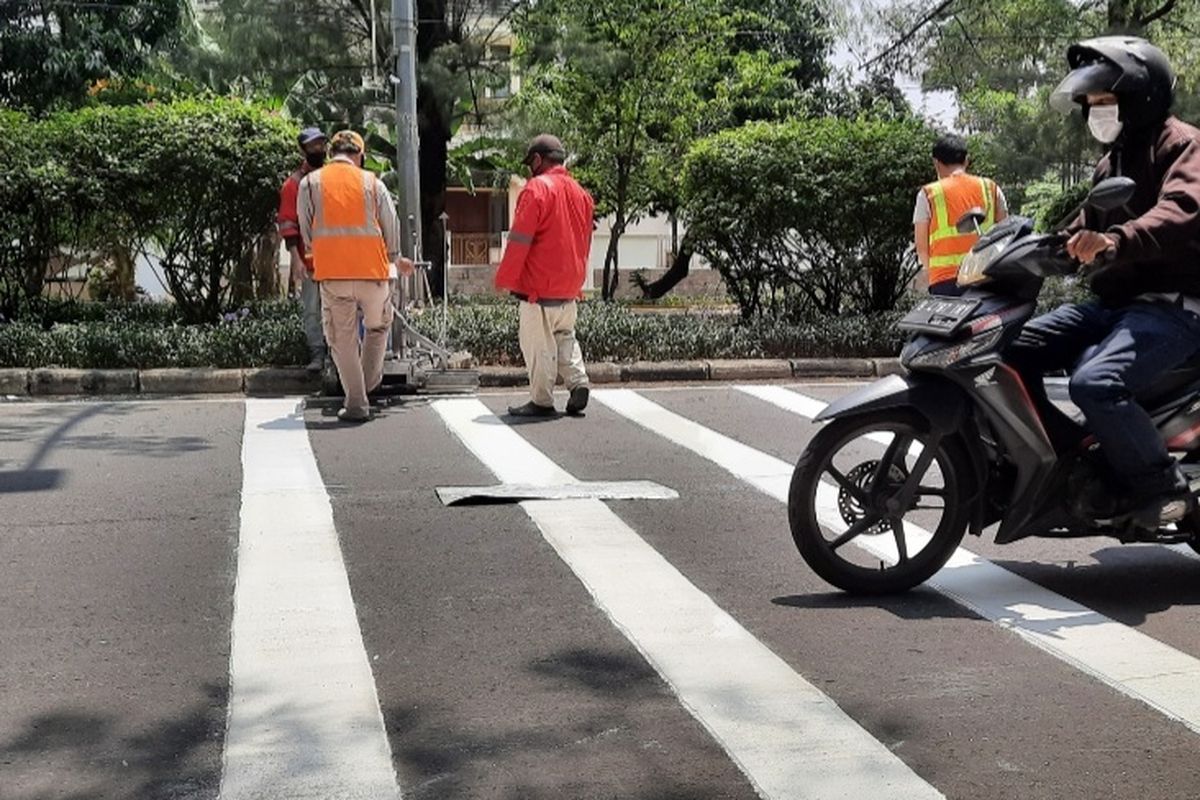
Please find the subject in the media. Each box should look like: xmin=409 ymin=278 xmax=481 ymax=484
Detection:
xmin=305 ymin=152 xmax=326 ymax=168
xmin=1088 ymin=105 xmax=1123 ymax=144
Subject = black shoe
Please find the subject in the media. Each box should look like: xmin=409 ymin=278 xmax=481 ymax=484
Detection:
xmin=305 ymin=353 xmax=327 ymax=374
xmin=507 ymin=401 xmax=557 ymax=418
xmin=566 ymin=386 xmax=590 ymax=416
xmin=337 ymin=407 xmax=370 ymax=424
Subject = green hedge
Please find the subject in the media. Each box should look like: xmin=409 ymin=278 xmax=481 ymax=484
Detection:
xmin=0 ymin=300 xmax=904 ymax=368
xmin=0 ymin=100 xmax=295 ymax=322
xmin=681 ymin=117 xmax=935 ymax=318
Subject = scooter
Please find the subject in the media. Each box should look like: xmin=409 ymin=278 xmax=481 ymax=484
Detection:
xmin=787 ymin=177 xmax=1200 ymax=594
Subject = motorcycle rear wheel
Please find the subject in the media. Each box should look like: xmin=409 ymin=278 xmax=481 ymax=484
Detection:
xmin=788 ymin=410 xmax=973 ymax=594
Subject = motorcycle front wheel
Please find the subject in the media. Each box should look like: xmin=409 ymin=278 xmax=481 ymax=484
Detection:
xmin=788 ymin=410 xmax=973 ymax=594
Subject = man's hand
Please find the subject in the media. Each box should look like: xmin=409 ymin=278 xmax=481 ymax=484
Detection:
xmin=1067 ymin=231 xmax=1118 ymax=265
xmin=288 ymin=250 xmax=306 ymax=294
xmin=397 ymin=257 xmax=415 ymax=277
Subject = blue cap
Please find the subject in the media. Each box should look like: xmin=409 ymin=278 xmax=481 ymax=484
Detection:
xmin=298 ymin=127 xmax=327 ymax=146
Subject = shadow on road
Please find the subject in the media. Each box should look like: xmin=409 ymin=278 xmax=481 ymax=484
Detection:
xmin=995 ymin=544 xmax=1200 ymax=626
xmin=772 ymin=586 xmax=980 ymax=621
xmin=0 ymin=683 xmax=226 ymax=800
xmin=0 ymin=404 xmax=213 ymax=495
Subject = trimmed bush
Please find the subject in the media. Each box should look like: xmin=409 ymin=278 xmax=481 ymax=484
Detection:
xmin=0 ymin=319 xmax=307 ymax=370
xmin=0 ymin=299 xmax=904 ymax=368
xmin=0 ymin=101 xmax=295 ymax=324
xmin=681 ymin=117 xmax=935 ymax=319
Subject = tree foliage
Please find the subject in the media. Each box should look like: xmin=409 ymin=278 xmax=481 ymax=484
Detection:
xmin=0 ymin=0 xmax=187 ymax=113
xmin=513 ymin=0 xmax=832 ymax=300
xmin=681 ymin=118 xmax=934 ymax=318
xmin=866 ymin=0 xmax=1199 ymax=207
xmin=0 ymin=102 xmax=294 ymax=323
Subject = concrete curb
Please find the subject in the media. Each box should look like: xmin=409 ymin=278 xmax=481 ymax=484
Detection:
xmin=141 ymin=368 xmax=245 ymax=394
xmin=0 ymin=359 xmax=904 ymax=398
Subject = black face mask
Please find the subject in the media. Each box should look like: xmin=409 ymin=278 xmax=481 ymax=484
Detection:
xmin=305 ymin=152 xmax=326 ymax=168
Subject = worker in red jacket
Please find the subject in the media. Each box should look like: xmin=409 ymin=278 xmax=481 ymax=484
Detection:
xmin=495 ymin=134 xmax=596 ymax=418
xmin=278 ymin=126 xmax=328 ymax=373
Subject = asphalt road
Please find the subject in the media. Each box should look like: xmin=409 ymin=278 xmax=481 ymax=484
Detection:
xmin=3 ymin=384 xmax=1200 ymax=800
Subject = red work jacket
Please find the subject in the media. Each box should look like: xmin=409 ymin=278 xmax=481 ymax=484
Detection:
xmin=277 ymin=161 xmax=317 ymax=268
xmin=494 ymin=166 xmax=595 ymax=302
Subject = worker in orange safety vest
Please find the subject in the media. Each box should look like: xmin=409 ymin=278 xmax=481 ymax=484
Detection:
xmin=297 ymin=130 xmax=414 ymax=423
xmin=913 ymin=134 xmax=1008 ymax=296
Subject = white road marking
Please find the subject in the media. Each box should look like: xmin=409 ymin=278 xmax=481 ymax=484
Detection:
xmin=597 ymin=387 xmax=1200 ymax=735
xmin=434 ymin=397 xmax=944 ymax=800
xmin=221 ymin=399 xmax=400 ymax=800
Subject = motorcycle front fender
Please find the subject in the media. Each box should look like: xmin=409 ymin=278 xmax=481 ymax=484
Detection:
xmin=815 ymin=373 xmax=969 ymax=434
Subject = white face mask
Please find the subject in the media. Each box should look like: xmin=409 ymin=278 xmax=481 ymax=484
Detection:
xmin=1088 ymin=105 xmax=1123 ymax=144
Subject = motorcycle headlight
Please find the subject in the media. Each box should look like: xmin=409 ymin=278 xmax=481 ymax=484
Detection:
xmin=958 ymin=233 xmax=1016 ymax=287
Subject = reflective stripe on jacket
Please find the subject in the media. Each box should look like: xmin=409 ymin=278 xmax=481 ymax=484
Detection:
xmin=925 ymin=174 xmax=997 ymax=287
xmin=298 ymin=160 xmax=400 ymax=282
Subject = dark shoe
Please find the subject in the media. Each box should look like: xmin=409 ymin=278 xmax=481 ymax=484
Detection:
xmin=566 ymin=386 xmax=590 ymax=416
xmin=305 ymin=353 xmax=327 ymax=374
xmin=507 ymin=401 xmax=557 ymax=418
xmin=1117 ymin=465 xmax=1193 ymax=530
xmin=1122 ymin=492 xmax=1194 ymax=530
xmin=337 ymin=407 xmax=370 ymax=424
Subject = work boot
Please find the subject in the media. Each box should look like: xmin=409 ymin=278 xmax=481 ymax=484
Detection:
xmin=507 ymin=401 xmax=556 ymax=418
xmin=566 ymin=386 xmax=590 ymax=417
xmin=305 ymin=350 xmax=327 ymax=374
xmin=337 ymin=407 xmax=370 ymax=424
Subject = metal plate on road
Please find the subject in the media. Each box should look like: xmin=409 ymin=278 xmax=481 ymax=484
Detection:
xmin=437 ymin=480 xmax=678 ymax=506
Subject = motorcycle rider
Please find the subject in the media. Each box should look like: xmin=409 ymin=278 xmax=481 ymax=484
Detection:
xmin=1005 ymin=36 xmax=1200 ymax=529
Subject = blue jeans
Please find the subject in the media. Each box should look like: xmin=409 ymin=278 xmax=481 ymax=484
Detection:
xmin=1005 ymin=300 xmax=1200 ymax=496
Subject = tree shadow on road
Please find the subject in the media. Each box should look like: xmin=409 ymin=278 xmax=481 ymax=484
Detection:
xmin=0 ymin=682 xmax=226 ymax=800
xmin=384 ymin=646 xmax=748 ymax=800
xmin=0 ymin=403 xmax=213 ymax=495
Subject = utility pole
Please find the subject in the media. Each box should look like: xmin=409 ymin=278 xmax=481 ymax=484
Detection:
xmin=392 ymin=0 xmax=422 ymax=263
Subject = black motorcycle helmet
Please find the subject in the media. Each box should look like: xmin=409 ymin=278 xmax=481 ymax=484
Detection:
xmin=1049 ymin=36 xmax=1176 ymax=130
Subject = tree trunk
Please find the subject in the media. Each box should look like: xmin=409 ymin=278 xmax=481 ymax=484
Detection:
xmin=252 ymin=232 xmax=280 ymax=299
xmin=635 ymin=235 xmax=694 ymax=300
xmin=601 ymin=230 xmax=621 ymax=301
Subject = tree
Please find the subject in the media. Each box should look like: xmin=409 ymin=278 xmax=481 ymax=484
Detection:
xmin=864 ymin=0 xmax=1197 ymax=206
xmin=0 ymin=0 xmax=187 ymax=113
xmin=682 ymin=118 xmax=934 ymax=318
xmin=182 ymin=0 xmax=516 ymax=290
xmin=514 ymin=0 xmax=833 ymax=301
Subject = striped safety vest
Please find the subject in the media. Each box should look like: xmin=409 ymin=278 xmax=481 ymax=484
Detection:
xmin=304 ymin=162 xmax=390 ymax=282
xmin=924 ymin=174 xmax=998 ymax=287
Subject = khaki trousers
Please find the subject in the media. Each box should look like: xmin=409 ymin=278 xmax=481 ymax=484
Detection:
xmin=320 ymin=279 xmax=393 ymax=414
xmin=519 ymin=300 xmax=588 ymax=407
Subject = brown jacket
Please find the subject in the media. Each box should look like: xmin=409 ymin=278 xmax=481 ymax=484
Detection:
xmin=1077 ymin=116 xmax=1200 ymax=300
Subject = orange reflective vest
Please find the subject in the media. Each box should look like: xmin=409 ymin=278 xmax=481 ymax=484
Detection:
xmin=924 ymin=174 xmax=998 ymax=287
xmin=305 ymin=162 xmax=390 ymax=282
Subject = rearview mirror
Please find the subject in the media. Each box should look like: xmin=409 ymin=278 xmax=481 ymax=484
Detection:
xmin=955 ymin=207 xmax=987 ymax=235
xmin=1087 ymin=176 xmax=1136 ymax=211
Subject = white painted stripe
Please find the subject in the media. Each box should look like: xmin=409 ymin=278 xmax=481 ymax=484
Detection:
xmin=596 ymin=388 xmax=1200 ymax=735
xmin=222 ymin=399 xmax=400 ymax=800
xmin=433 ymin=397 xmax=943 ymax=800
xmin=737 ymin=384 xmax=921 ymax=454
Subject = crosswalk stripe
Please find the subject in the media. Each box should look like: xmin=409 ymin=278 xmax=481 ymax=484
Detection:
xmin=597 ymin=387 xmax=1200 ymax=735
xmin=433 ymin=397 xmax=945 ymax=800
xmin=221 ymin=399 xmax=401 ymax=800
